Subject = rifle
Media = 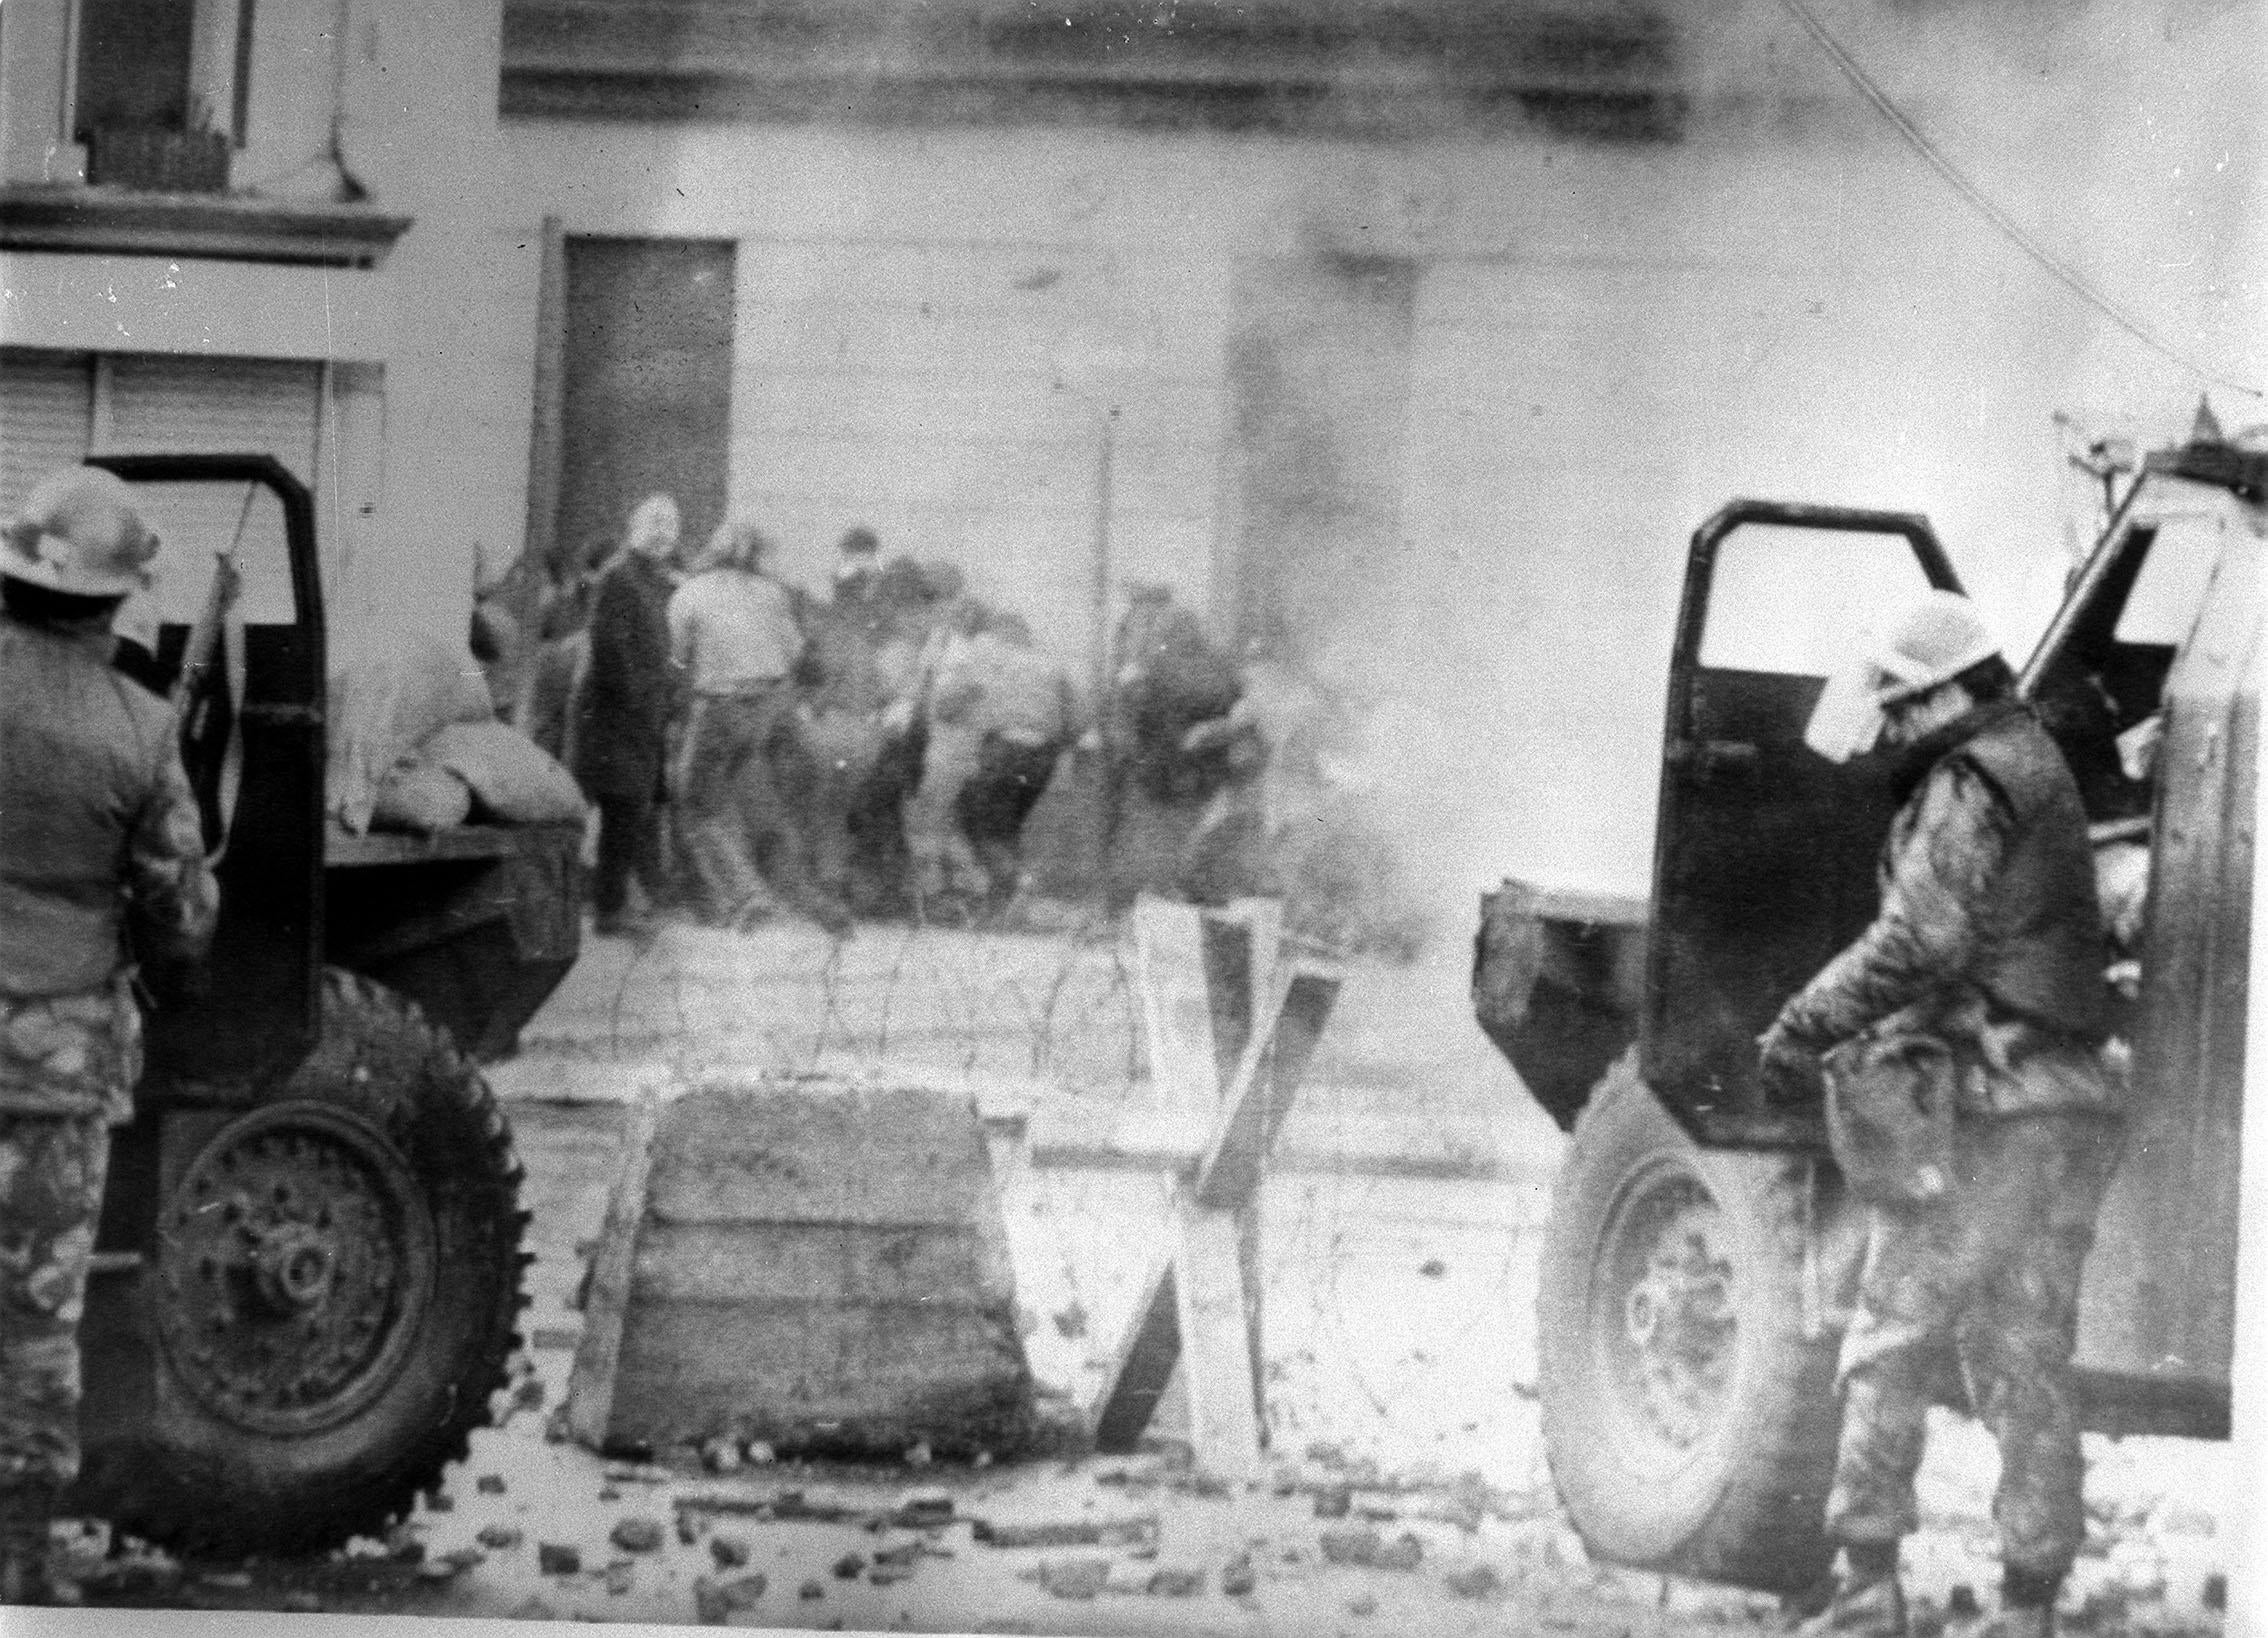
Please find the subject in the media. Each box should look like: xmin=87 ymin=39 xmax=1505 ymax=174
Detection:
xmin=169 ymin=549 xmax=242 ymax=738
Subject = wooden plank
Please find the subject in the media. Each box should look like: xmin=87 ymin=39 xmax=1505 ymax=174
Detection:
xmin=1172 ymin=1203 xmax=1263 ymax=1482
xmin=1092 ymin=1263 xmax=1179 ymax=1452
xmin=1194 ymin=964 xmax=1342 ymax=1211
xmin=1133 ymin=896 xmax=1224 ymax=1118
xmin=565 ymin=1089 xmax=663 ymax=1448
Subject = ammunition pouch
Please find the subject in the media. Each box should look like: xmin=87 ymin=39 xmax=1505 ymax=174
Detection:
xmin=1824 ymin=1028 xmax=1957 ymax=1204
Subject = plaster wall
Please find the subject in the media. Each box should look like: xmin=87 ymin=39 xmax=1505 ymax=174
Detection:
xmin=469 ymin=0 xmax=2261 ymax=915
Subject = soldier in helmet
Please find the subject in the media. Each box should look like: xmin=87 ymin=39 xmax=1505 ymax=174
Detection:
xmin=1759 ymin=589 xmax=2122 ymax=1638
xmin=1 ymin=468 xmax=222 ymax=1605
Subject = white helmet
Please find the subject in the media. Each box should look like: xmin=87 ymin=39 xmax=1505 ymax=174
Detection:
xmin=1 ymin=466 xmax=160 ymax=598
xmin=1805 ymin=588 xmax=2001 ymax=763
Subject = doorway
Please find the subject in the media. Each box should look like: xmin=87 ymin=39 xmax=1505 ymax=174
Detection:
xmin=546 ymin=236 xmax=736 ymax=575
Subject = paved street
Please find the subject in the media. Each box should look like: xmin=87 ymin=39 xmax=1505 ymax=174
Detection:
xmin=52 ymin=920 xmax=2234 ymax=1633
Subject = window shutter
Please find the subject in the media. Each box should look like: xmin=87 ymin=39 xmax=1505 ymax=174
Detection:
xmin=101 ymin=355 xmax=322 ymax=480
xmin=98 ymin=356 xmax=323 ymax=624
xmin=0 ymin=351 xmax=95 ymax=517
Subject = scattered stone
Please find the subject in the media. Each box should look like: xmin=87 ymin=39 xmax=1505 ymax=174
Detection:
xmin=509 ymin=1597 xmax=557 ymax=1621
xmin=1356 ymin=1504 xmax=1401 ymax=1523
xmin=441 ymin=1548 xmax=487 ymax=1571
xmin=833 ymin=1552 xmax=867 ymax=1580
xmin=702 ymin=1438 xmax=743 ymax=1474
xmin=1314 ymin=1484 xmax=1353 ymax=1520
xmin=610 ymin=1517 xmax=665 ymax=1553
xmin=606 ymin=1461 xmax=674 ymax=1484
xmin=425 ymin=1492 xmax=456 ymax=1513
xmin=2204 ymin=1574 xmax=2227 ymax=1614
xmin=1220 ymin=1553 xmax=1257 ymax=1597
xmin=597 ymin=1485 xmax=622 ymax=1503
xmin=477 ymin=1525 xmax=523 ymax=1551
xmin=1146 ymin=1567 xmax=1203 ymax=1596
xmin=1375 ymin=1534 xmax=1424 ymax=1572
xmin=1305 ymin=1441 xmax=1345 ymax=1466
xmin=895 ymin=1487 xmax=955 ymax=1527
xmin=1039 ymin=1558 xmax=1110 ymax=1600
xmin=799 ymin=1578 xmax=826 ymax=1601
xmin=1447 ymin=1565 xmax=1501 ymax=1599
xmin=1349 ymin=1592 xmax=1380 ymax=1615
xmin=1946 ymin=1586 xmax=1981 ymax=1620
xmin=514 ymin=1377 xmax=547 ymax=1410
xmin=543 ymin=1406 xmax=572 ymax=1443
xmin=975 ymin=1516 xmax=1157 ymax=1549
xmin=537 ymin=1543 xmax=582 ymax=1575
xmin=1051 ymin=1301 xmax=1089 ymax=1339
xmin=1419 ymin=1259 xmax=1447 ymax=1278
xmin=676 ymin=1511 xmax=700 ymax=1546
xmin=874 ymin=1543 xmax=920 ymax=1569
xmin=869 ymin=1563 xmax=913 ymax=1586
xmin=709 ymin=1533 xmax=751 ymax=1568
xmin=605 ymin=1559 xmax=635 ymax=1595
xmin=694 ymin=1577 xmax=732 ymax=1625
xmin=744 ymin=1440 xmax=777 ymax=1464
xmin=1320 ymin=1525 xmax=1382 ymax=1566
xmin=281 ymin=1589 xmax=322 ymax=1613
xmin=904 ymin=1441 xmax=933 ymax=1467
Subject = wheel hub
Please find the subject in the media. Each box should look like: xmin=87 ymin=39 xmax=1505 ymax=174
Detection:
xmin=155 ymin=1101 xmax=437 ymax=1436
xmin=1600 ymin=1171 xmax=1738 ymax=1458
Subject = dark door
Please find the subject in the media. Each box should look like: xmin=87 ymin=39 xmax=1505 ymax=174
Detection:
xmin=555 ymin=238 xmax=735 ymax=569
xmin=1643 ymin=503 xmax=1961 ymax=1148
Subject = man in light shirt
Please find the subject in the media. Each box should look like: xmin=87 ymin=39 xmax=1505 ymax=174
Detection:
xmin=667 ymin=521 xmax=848 ymax=934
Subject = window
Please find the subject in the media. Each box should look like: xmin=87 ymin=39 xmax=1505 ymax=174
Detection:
xmin=71 ymin=0 xmax=253 ymax=144
xmin=0 ymin=345 xmax=370 ymax=625
xmin=1698 ymin=523 xmax=1937 ymax=676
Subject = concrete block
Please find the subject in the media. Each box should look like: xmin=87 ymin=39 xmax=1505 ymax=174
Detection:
xmin=567 ymin=1079 xmax=1033 ymax=1455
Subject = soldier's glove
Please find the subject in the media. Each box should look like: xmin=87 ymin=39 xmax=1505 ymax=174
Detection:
xmin=1756 ymin=1024 xmax=1827 ymax=1109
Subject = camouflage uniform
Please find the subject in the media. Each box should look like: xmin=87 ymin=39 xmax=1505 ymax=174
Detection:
xmin=1766 ymin=701 xmax=2120 ymax=1588
xmin=2 ymin=609 xmax=218 ymax=1498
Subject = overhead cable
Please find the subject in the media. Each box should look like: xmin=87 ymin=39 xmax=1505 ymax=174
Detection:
xmin=1776 ymin=0 xmax=2264 ymax=401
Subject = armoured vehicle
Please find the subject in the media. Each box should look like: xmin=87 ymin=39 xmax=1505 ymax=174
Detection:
xmin=1473 ymin=431 xmax=2260 ymax=1590
xmin=65 ymin=455 xmax=582 ymax=1556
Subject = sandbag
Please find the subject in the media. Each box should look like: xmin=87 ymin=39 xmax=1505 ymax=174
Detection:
xmin=329 ymin=630 xmax=497 ymax=832
xmin=425 ymin=719 xmax=588 ymax=824
xmin=371 ymin=756 xmax=475 ymax=834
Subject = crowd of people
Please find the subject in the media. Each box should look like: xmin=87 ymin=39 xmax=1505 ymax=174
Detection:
xmin=497 ymin=496 xmax=1086 ymax=940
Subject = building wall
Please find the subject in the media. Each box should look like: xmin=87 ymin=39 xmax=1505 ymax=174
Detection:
xmin=463 ymin=0 xmax=2261 ymax=920
xmin=12 ymin=0 xmax=2253 ymax=927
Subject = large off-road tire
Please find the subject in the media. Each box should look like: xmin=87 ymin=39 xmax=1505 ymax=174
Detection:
xmin=1537 ymin=1051 xmax=1841 ymax=1593
xmin=106 ymin=969 xmax=529 ymax=1557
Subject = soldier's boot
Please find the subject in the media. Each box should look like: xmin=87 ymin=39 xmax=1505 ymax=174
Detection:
xmin=0 ymin=1482 xmax=59 ymax=1607
xmin=1794 ymin=1576 xmax=1909 ymax=1638
xmin=1975 ymin=1570 xmax=2060 ymax=1638
xmin=1794 ymin=1544 xmax=1909 ymax=1638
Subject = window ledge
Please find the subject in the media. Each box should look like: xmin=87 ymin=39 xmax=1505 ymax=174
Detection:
xmin=0 ymin=185 xmax=412 ymax=270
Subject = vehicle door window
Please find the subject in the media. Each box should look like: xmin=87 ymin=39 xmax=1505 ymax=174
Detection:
xmin=2030 ymin=499 xmax=2230 ymax=819
xmin=1699 ymin=524 xmax=1940 ymax=677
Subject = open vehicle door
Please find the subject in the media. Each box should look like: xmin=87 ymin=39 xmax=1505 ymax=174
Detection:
xmin=86 ymin=454 xmax=325 ymax=1087
xmin=1642 ymin=502 xmax=1961 ymax=1148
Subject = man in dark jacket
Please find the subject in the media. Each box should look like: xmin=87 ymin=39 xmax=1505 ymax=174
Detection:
xmin=572 ymin=494 xmax=682 ymax=938
xmin=1 ymin=468 xmax=221 ymax=1605
xmin=1759 ymin=591 xmax=2120 ymax=1638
